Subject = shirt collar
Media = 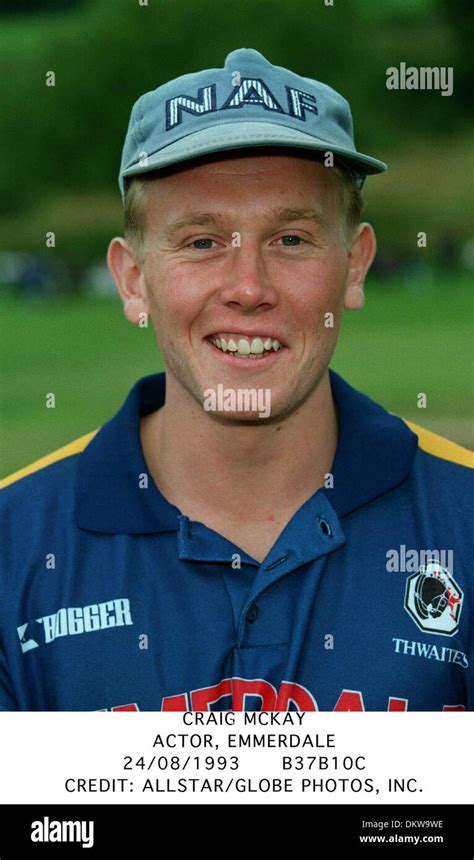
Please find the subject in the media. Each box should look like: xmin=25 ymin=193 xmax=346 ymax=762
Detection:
xmin=326 ymin=371 xmax=418 ymax=517
xmin=76 ymin=373 xmax=180 ymax=534
xmin=76 ymin=370 xmax=418 ymax=534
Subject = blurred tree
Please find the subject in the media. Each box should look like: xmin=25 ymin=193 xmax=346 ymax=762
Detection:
xmin=437 ymin=0 xmax=474 ymax=107
xmin=0 ymin=0 xmax=84 ymax=14
xmin=0 ymin=0 xmax=470 ymax=265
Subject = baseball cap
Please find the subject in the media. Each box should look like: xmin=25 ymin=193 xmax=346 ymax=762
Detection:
xmin=119 ymin=47 xmax=387 ymax=197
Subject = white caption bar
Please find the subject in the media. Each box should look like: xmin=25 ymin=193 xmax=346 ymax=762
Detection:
xmin=0 ymin=713 xmax=471 ymax=805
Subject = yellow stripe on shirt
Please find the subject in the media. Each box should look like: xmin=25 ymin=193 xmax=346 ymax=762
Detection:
xmin=404 ymin=420 xmax=474 ymax=468
xmin=1 ymin=419 xmax=472 ymax=489
xmin=1 ymin=429 xmax=99 ymax=489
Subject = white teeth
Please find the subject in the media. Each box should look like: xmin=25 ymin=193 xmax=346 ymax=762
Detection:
xmin=237 ymin=338 xmax=251 ymax=356
xmin=250 ymin=337 xmax=264 ymax=354
xmin=210 ymin=334 xmax=282 ymax=356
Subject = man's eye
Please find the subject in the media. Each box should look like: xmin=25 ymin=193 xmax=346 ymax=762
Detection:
xmin=277 ymin=235 xmax=306 ymax=247
xmin=189 ymin=238 xmax=216 ymax=250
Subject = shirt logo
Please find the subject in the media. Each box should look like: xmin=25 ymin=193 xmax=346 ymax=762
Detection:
xmin=17 ymin=598 xmax=133 ymax=653
xmin=404 ymin=562 xmax=463 ymax=636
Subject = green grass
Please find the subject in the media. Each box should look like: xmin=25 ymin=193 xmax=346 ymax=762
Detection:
xmin=333 ymin=274 xmax=474 ymax=419
xmin=1 ymin=292 xmax=164 ymax=477
xmin=1 ymin=274 xmax=473 ymax=477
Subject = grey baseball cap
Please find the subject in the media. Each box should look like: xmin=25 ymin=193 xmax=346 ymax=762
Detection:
xmin=119 ymin=47 xmax=387 ymax=197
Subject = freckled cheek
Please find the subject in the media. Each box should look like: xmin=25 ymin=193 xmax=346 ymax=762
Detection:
xmin=145 ymin=269 xmax=209 ymax=348
xmin=293 ymin=260 xmax=346 ymax=321
xmin=290 ymin=262 xmax=346 ymax=361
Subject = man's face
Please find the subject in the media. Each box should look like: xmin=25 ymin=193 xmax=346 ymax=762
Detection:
xmin=139 ymin=153 xmax=364 ymax=422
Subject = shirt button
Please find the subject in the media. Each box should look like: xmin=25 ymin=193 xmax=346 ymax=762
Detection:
xmin=318 ymin=516 xmax=333 ymax=538
xmin=246 ymin=604 xmax=259 ymax=624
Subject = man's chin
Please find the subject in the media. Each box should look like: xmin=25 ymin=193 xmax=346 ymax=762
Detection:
xmin=198 ymin=388 xmax=302 ymax=425
xmin=203 ymin=409 xmax=273 ymax=425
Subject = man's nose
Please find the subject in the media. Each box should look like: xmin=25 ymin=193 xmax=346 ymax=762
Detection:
xmin=219 ymin=243 xmax=278 ymax=309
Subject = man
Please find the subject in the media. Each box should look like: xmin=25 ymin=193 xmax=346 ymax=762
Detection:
xmin=1 ymin=49 xmax=472 ymax=712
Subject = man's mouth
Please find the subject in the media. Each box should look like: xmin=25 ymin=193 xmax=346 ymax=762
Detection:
xmin=206 ymin=333 xmax=283 ymax=359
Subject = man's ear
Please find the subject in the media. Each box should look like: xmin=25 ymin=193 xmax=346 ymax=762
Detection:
xmin=343 ymin=222 xmax=377 ymax=311
xmin=107 ymin=237 xmax=149 ymax=325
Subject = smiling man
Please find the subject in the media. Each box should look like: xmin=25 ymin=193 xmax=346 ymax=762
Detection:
xmin=1 ymin=49 xmax=473 ymax=712
xmin=109 ymin=148 xmax=375 ymax=564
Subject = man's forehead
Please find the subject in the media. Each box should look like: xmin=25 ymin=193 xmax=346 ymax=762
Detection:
xmin=144 ymin=151 xmax=338 ymax=227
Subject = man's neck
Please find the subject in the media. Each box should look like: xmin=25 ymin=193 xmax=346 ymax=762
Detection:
xmin=140 ymin=371 xmax=338 ymax=528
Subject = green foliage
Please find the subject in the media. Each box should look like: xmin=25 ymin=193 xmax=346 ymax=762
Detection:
xmin=0 ymin=0 xmax=471 ymax=265
xmin=0 ymin=0 xmax=83 ymax=13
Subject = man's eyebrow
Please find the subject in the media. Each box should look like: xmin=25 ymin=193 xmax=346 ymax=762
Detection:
xmin=162 ymin=207 xmax=329 ymax=238
xmin=163 ymin=213 xmax=221 ymax=238
xmin=272 ymin=207 xmax=329 ymax=228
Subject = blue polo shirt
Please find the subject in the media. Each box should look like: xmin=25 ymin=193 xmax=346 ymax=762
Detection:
xmin=1 ymin=370 xmax=473 ymax=711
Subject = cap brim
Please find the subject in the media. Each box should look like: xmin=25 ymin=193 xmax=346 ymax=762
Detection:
xmin=121 ymin=121 xmax=387 ymax=190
